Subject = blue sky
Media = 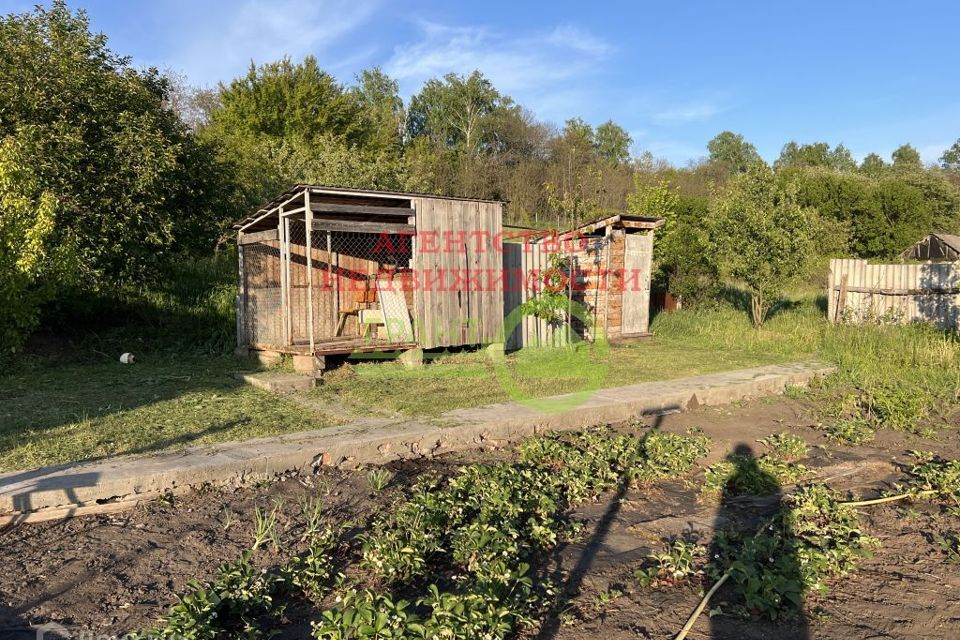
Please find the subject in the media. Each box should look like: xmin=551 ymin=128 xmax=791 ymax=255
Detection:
xmin=9 ymin=0 xmax=960 ymax=165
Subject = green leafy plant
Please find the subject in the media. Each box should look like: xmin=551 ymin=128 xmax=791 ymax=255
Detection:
xmin=711 ymin=484 xmax=879 ymax=620
xmin=636 ymin=537 xmax=706 ymax=588
xmin=758 ymin=432 xmax=808 ymax=462
xmin=935 ymin=533 xmax=960 ymax=564
xmin=133 ymin=550 xmax=287 ymax=640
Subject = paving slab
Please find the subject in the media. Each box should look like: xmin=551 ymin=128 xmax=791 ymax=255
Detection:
xmin=0 ymin=362 xmax=832 ymax=522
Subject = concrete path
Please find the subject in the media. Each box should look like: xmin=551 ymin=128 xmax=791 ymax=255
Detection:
xmin=0 ymin=362 xmax=832 ymax=523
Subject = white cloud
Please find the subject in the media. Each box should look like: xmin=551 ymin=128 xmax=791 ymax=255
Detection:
xmin=384 ymin=20 xmax=612 ymax=121
xmin=165 ymin=0 xmax=380 ymax=85
xmin=651 ymin=102 xmax=722 ymax=124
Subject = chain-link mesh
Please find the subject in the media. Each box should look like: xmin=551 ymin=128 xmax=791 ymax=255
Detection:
xmin=283 ymin=219 xmax=413 ymax=347
xmin=241 ymin=239 xmax=282 ymax=347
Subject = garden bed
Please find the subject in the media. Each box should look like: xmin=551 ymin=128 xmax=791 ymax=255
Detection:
xmin=1 ymin=397 xmax=959 ymax=639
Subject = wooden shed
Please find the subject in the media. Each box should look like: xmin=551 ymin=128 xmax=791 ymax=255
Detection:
xmin=234 ymin=185 xmax=503 ymax=372
xmin=501 ymin=213 xmax=663 ymax=349
xmin=900 ymin=233 xmax=960 ymax=263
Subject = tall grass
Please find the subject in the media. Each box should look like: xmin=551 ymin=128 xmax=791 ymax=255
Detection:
xmin=45 ymin=251 xmax=237 ymax=357
xmin=652 ymin=294 xmax=960 ymax=416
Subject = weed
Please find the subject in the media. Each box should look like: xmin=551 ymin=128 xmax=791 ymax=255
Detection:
xmin=591 ymin=588 xmax=624 ymax=611
xmin=221 ymin=507 xmax=238 ymax=532
xmin=758 ymin=432 xmax=808 ymax=462
xmin=298 ymin=495 xmax=324 ymax=542
xmin=636 ymin=537 xmax=706 ymax=588
xmin=252 ymin=500 xmax=282 ymax=551
xmin=366 ymin=467 xmax=394 ymax=494
xmin=821 ymin=417 xmax=875 ymax=445
xmin=935 ymin=533 xmax=960 ymax=564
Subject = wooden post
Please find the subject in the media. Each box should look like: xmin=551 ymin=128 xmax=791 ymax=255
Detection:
xmin=326 ymin=231 xmax=335 ymax=331
xmin=305 ymin=190 xmax=315 ymax=353
xmin=280 ymin=215 xmax=290 ymax=345
xmin=236 ymin=234 xmax=245 ymax=350
xmin=835 ymin=274 xmax=848 ymax=323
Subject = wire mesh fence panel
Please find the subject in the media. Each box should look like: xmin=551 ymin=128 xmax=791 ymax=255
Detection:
xmin=279 ymin=223 xmax=415 ymax=346
xmin=242 ymin=240 xmax=283 ymax=347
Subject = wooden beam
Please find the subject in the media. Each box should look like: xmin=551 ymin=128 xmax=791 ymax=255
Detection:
xmin=311 ymin=220 xmax=416 ymax=234
xmin=310 ymin=202 xmax=415 ymax=217
xmin=305 ymin=191 xmax=315 ymax=353
xmin=621 ymin=219 xmax=665 ymax=230
xmin=238 ymin=228 xmax=279 ymax=245
xmin=832 ymin=285 xmax=960 ymax=295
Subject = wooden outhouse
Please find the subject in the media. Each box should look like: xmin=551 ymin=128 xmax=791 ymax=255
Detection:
xmin=501 ymin=213 xmax=663 ymax=349
xmin=234 ymin=185 xmax=504 ymax=372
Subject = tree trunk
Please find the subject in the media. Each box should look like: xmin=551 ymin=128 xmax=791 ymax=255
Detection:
xmin=750 ymin=292 xmax=767 ymax=328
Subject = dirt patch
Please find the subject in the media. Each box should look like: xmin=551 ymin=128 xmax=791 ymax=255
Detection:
xmin=1 ymin=397 xmax=958 ymax=639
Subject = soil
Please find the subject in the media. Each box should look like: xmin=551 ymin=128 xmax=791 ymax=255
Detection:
xmin=1 ymin=397 xmax=959 ymax=639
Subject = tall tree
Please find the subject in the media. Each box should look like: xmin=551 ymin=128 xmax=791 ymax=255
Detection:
xmin=859 ymin=152 xmax=886 ymax=176
xmin=0 ymin=1 xmax=221 ymax=287
xmin=594 ymin=120 xmax=632 ymax=166
xmin=211 ymin=56 xmax=363 ymax=144
xmin=406 ymin=70 xmax=512 ymax=156
xmin=940 ymin=139 xmax=960 ymax=171
xmin=775 ymin=141 xmax=856 ymax=171
xmin=891 ymin=143 xmax=923 ymax=170
xmin=711 ymin=164 xmax=813 ymax=327
xmin=354 ymin=67 xmax=405 ymax=154
xmin=707 ymin=131 xmax=762 ymax=174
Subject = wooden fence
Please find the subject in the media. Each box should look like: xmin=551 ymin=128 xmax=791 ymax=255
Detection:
xmin=827 ymin=258 xmax=960 ymax=330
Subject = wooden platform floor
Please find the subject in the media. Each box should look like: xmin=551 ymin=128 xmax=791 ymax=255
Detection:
xmin=252 ymin=337 xmax=417 ymax=357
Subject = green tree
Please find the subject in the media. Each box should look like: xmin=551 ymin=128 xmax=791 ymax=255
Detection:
xmin=775 ymin=141 xmax=856 ymax=171
xmin=594 ymin=120 xmax=632 ymax=166
xmin=940 ymin=139 xmax=960 ymax=171
xmin=627 ymin=178 xmax=719 ymax=305
xmin=407 ymin=71 xmax=512 ymax=156
xmin=211 ymin=56 xmax=363 ymax=144
xmin=859 ymin=153 xmax=886 ymax=176
xmin=711 ymin=164 xmax=814 ymax=327
xmin=0 ymin=139 xmax=76 ymax=353
xmin=707 ymin=131 xmax=762 ymax=174
xmin=0 ymin=1 xmax=222 ymax=287
xmin=891 ymin=144 xmax=923 ymax=170
xmin=354 ymin=66 xmax=405 ymax=154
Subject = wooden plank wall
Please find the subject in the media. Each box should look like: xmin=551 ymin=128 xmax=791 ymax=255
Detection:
xmin=827 ymin=258 xmax=960 ymax=329
xmin=412 ymin=198 xmax=503 ymax=348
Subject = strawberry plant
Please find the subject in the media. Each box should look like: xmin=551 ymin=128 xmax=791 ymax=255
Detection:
xmin=635 ymin=536 xmax=706 ymax=588
xmin=710 ymin=484 xmax=879 ymax=620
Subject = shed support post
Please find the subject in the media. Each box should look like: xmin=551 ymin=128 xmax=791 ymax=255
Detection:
xmin=326 ymin=231 xmax=335 ymax=330
xmin=236 ymin=235 xmax=245 ymax=350
xmin=305 ymin=191 xmax=315 ymax=353
xmin=281 ymin=216 xmax=291 ymax=346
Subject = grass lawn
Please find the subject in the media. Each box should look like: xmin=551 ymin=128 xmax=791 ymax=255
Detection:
xmin=2 ymin=293 xmax=956 ymax=472
xmin=0 ymin=354 xmax=339 ymax=472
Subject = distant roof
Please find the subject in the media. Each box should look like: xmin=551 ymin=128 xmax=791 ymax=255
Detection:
xmin=234 ymin=184 xmax=505 ymax=230
xmin=934 ymin=233 xmax=960 ymax=253
xmin=900 ymin=232 xmax=960 ymax=261
xmin=560 ymin=213 xmax=664 ymax=238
